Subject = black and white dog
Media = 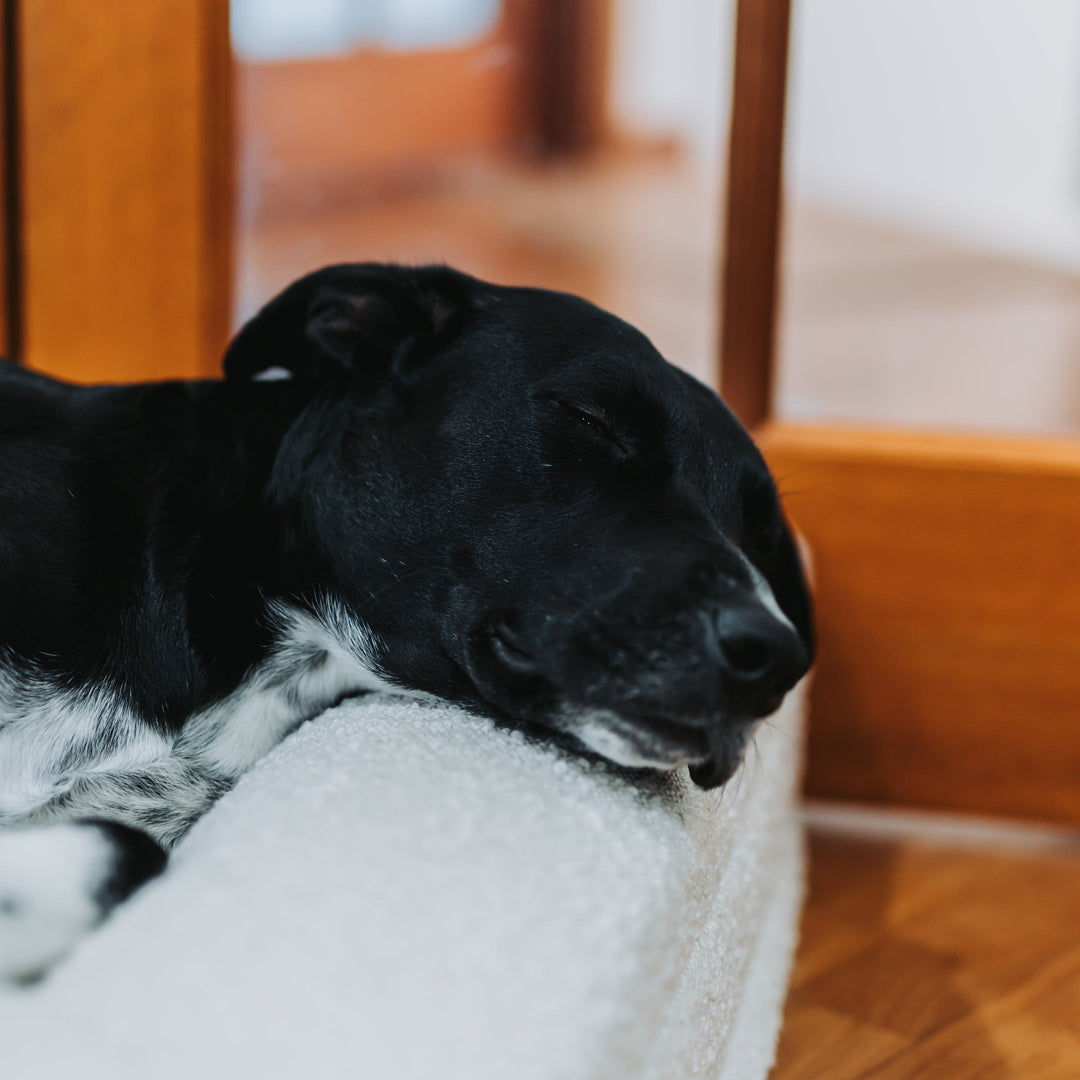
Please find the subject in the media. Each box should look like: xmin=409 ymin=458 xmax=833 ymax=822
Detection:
xmin=0 ymin=264 xmax=813 ymax=981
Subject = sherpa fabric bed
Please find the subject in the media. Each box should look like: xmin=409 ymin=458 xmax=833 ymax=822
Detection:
xmin=1 ymin=681 xmax=807 ymax=1080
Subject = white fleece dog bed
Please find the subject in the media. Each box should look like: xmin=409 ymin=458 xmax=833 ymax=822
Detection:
xmin=1 ymin=682 xmax=806 ymax=1080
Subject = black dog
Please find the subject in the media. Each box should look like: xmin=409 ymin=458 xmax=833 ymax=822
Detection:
xmin=0 ymin=264 xmax=812 ymax=981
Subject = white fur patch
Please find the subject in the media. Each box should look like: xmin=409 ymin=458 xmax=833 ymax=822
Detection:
xmin=0 ymin=823 xmax=113 ymax=982
xmin=570 ymin=711 xmax=687 ymax=770
xmin=250 ymin=366 xmax=293 ymax=382
xmin=737 ymin=549 xmax=796 ymax=632
xmin=0 ymin=668 xmax=173 ymax=822
xmin=1 ymin=599 xmax=395 ymax=841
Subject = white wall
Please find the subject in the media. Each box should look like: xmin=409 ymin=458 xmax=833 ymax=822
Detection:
xmin=608 ymin=0 xmax=735 ymax=177
xmin=786 ymin=0 xmax=1080 ymax=268
xmin=231 ymin=0 xmax=500 ymax=60
xmin=610 ymin=0 xmax=1080 ymax=269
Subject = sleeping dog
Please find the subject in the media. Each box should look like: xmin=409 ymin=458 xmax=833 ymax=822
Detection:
xmin=0 ymin=264 xmax=813 ymax=981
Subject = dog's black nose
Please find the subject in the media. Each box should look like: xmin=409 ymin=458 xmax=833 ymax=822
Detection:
xmin=713 ymin=605 xmax=808 ymax=716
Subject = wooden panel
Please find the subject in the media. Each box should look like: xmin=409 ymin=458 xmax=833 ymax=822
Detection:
xmin=16 ymin=0 xmax=231 ymax=382
xmin=719 ymin=0 xmax=790 ymax=427
xmin=759 ymin=422 xmax=1080 ymax=825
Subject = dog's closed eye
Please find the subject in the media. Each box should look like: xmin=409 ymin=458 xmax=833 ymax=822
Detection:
xmin=548 ymin=396 xmax=630 ymax=456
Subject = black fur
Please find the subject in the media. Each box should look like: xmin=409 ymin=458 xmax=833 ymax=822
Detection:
xmin=90 ymin=821 xmax=168 ymax=909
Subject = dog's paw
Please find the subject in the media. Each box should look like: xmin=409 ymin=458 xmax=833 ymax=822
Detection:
xmin=0 ymin=821 xmax=166 ymax=984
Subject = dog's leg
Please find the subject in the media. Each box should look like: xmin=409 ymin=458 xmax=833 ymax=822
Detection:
xmin=0 ymin=756 xmax=223 ymax=984
xmin=0 ymin=820 xmax=165 ymax=984
xmin=18 ymin=755 xmax=227 ymax=849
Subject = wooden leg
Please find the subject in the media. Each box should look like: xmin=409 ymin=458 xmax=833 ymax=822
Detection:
xmin=719 ymin=0 xmax=791 ymax=427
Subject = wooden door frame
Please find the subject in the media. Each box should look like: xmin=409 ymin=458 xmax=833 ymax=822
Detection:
xmin=719 ymin=0 xmax=790 ymax=429
xmin=719 ymin=0 xmax=1080 ymax=825
xmin=520 ymin=0 xmax=612 ymax=156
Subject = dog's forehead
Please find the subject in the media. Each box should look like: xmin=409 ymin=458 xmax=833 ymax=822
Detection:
xmin=467 ymin=286 xmax=771 ymax=498
xmin=477 ymin=285 xmax=655 ymax=361
xmin=469 ymin=292 xmax=668 ymax=410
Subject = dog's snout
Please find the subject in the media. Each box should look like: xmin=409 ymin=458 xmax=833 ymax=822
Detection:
xmin=712 ymin=605 xmax=808 ymax=715
xmin=717 ymin=627 xmax=774 ymax=682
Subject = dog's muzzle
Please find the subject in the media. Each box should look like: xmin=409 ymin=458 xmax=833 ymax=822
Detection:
xmin=466 ymin=594 xmax=808 ymax=789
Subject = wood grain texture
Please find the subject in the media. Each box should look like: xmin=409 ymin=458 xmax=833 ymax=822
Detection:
xmin=758 ymin=422 xmax=1080 ymax=825
xmin=719 ymin=0 xmax=790 ymax=427
xmin=16 ymin=0 xmax=231 ymax=382
xmin=773 ymin=827 xmax=1080 ymax=1079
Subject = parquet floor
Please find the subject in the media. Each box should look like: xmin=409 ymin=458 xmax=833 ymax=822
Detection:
xmin=772 ymin=818 xmax=1080 ymax=1080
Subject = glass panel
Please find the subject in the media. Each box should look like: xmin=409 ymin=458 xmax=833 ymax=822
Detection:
xmin=778 ymin=0 xmax=1080 ymax=435
xmin=231 ymin=0 xmax=734 ymax=388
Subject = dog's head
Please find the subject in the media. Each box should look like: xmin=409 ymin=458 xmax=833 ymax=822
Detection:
xmin=226 ymin=264 xmax=813 ymax=788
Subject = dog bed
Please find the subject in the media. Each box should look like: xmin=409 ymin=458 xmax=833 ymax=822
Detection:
xmin=1 ymin=681 xmax=806 ymax=1080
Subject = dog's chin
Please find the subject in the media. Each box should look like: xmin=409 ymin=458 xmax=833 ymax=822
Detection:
xmin=560 ymin=709 xmax=713 ymax=772
xmin=688 ymin=722 xmax=757 ymax=789
xmin=462 ymin=631 xmax=757 ymax=789
xmin=559 ymin=708 xmax=758 ymax=791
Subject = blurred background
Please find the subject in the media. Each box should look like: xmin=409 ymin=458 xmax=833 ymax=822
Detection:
xmin=231 ymin=0 xmax=1080 ymax=433
xmin=230 ymin=0 xmax=726 ymax=388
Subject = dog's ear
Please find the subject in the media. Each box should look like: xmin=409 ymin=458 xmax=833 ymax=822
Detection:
xmin=223 ymin=263 xmax=471 ymax=383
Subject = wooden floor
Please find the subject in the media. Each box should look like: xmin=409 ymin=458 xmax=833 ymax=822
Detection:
xmin=773 ymin=819 xmax=1080 ymax=1079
